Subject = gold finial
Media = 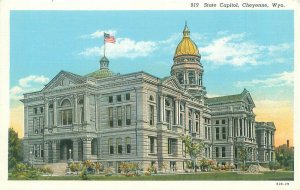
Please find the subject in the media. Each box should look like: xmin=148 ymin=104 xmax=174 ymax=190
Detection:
xmin=183 ymin=21 xmax=190 ymax=37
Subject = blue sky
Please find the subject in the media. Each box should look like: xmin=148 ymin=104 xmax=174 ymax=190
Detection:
xmin=10 ymin=10 xmax=293 ymax=105
xmin=9 ymin=10 xmax=294 ymax=145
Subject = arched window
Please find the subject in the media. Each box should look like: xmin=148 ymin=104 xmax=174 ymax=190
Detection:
xmin=188 ymin=72 xmax=195 ymax=84
xmin=165 ymin=99 xmax=170 ymax=107
xmin=149 ymin=95 xmax=154 ymax=101
xmin=177 ymin=72 xmax=184 ymax=84
xmin=60 ymin=99 xmax=72 ymax=126
xmin=61 ymin=99 xmax=71 ymax=107
xmin=195 ymin=114 xmax=199 ymax=133
xmin=78 ymin=99 xmax=84 ymax=124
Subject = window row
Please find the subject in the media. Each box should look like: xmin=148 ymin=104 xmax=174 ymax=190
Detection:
xmin=33 ymin=117 xmax=44 ymax=134
xmin=215 ymin=127 xmax=226 ymax=140
xmin=33 ymin=107 xmax=44 ymax=114
xmin=108 ymin=105 xmax=131 ymax=127
xmin=215 ymin=147 xmax=226 ymax=158
xmin=204 ymin=127 xmax=211 ymax=140
xmin=108 ymin=93 xmax=130 ymax=103
xmin=32 ymin=144 xmax=44 ymax=158
xmin=108 ymin=137 xmax=131 ymax=155
xmin=215 ymin=119 xmax=226 ymax=125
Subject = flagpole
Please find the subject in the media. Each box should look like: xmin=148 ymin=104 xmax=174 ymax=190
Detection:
xmin=103 ymin=33 xmax=106 ymax=57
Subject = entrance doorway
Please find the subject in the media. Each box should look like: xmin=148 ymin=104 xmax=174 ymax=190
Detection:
xmin=60 ymin=139 xmax=73 ymax=161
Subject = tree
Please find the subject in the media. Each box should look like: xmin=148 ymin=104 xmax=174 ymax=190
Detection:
xmin=181 ymin=135 xmax=204 ymax=172
xmin=8 ymin=128 xmax=23 ymax=170
xmin=275 ymin=145 xmax=294 ymax=170
xmin=237 ymin=146 xmax=251 ymax=172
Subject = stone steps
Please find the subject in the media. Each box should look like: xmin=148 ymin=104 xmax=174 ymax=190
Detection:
xmin=44 ymin=163 xmax=68 ymax=176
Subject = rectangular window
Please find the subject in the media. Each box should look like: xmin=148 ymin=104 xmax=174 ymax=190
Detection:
xmin=79 ymin=107 xmax=84 ymax=124
xmin=109 ymin=139 xmax=114 ymax=154
xmin=109 ymin=96 xmax=113 ymax=103
xmin=180 ymin=113 xmax=183 ymax=125
xmin=215 ymin=147 xmax=219 ymax=158
xmin=208 ymin=127 xmax=211 ymax=140
xmin=149 ymin=105 xmax=154 ymax=126
xmin=125 ymin=93 xmax=130 ymax=100
xmin=40 ymin=107 xmax=43 ymax=113
xmin=39 ymin=117 xmax=44 ymax=133
xmin=117 ymin=95 xmax=122 ymax=102
xmin=126 ymin=105 xmax=131 ymax=125
xmin=222 ymin=119 xmax=225 ymax=124
xmin=205 ymin=127 xmax=208 ymax=139
xmin=61 ymin=109 xmax=72 ymax=125
xmin=234 ymin=147 xmax=237 ymax=158
xmin=216 ymin=120 xmax=219 ymax=125
xmin=216 ymin=127 xmax=219 ymax=140
xmin=117 ymin=106 xmax=122 ymax=126
xmin=222 ymin=127 xmax=226 ymax=139
xmin=222 ymin=147 xmax=226 ymax=157
xmin=33 ymin=117 xmax=38 ymax=134
xmin=166 ymin=110 xmax=171 ymax=130
xmin=117 ymin=138 xmax=122 ymax=154
xmin=109 ymin=107 xmax=113 ymax=127
xmin=196 ymin=122 xmax=199 ymax=132
xmin=168 ymin=138 xmax=177 ymax=155
xmin=34 ymin=108 xmax=37 ymax=114
xmin=189 ymin=120 xmax=192 ymax=133
xmin=126 ymin=137 xmax=131 ymax=154
xmin=49 ymin=111 xmax=54 ymax=127
xmin=34 ymin=144 xmax=39 ymax=157
xmin=149 ymin=136 xmax=156 ymax=154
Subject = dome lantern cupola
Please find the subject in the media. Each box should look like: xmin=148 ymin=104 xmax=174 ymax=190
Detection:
xmin=100 ymin=56 xmax=109 ymax=69
xmin=171 ymin=22 xmax=206 ymax=100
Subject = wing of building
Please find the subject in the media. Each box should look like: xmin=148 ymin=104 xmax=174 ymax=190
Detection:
xmin=21 ymin=23 xmax=276 ymax=172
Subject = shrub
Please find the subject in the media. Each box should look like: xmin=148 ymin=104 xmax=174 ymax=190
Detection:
xmin=104 ymin=167 xmax=114 ymax=176
xmin=80 ymin=166 xmax=89 ymax=180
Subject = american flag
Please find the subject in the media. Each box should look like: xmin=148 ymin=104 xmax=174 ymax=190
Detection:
xmin=104 ymin=32 xmax=116 ymax=43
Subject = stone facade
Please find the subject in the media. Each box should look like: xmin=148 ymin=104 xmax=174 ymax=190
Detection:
xmin=255 ymin=122 xmax=276 ymax=163
xmin=21 ymin=23 xmax=275 ymax=172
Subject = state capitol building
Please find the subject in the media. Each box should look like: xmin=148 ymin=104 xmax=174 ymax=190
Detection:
xmin=21 ymin=23 xmax=276 ymax=172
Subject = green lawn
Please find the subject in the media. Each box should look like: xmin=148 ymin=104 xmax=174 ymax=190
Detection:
xmin=9 ymin=171 xmax=294 ymax=181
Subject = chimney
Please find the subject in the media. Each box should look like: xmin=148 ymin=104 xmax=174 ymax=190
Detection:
xmin=287 ymin=139 xmax=289 ymax=148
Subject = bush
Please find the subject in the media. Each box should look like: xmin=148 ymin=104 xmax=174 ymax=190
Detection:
xmin=104 ymin=167 xmax=114 ymax=176
xmin=80 ymin=166 xmax=89 ymax=180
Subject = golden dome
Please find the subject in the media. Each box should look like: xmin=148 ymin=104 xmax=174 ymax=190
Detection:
xmin=174 ymin=23 xmax=200 ymax=58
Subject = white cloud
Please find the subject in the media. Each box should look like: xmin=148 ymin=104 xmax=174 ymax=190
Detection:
xmin=19 ymin=75 xmax=49 ymax=87
xmin=10 ymin=75 xmax=49 ymax=101
xmin=79 ymin=37 xmax=157 ymax=59
xmin=199 ymin=33 xmax=292 ymax=67
xmin=80 ymin=30 xmax=117 ymax=39
xmin=236 ymin=71 xmax=293 ymax=88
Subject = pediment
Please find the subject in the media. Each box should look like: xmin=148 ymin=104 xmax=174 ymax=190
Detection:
xmin=241 ymin=89 xmax=255 ymax=107
xmin=42 ymin=70 xmax=85 ymax=91
xmin=162 ymin=76 xmax=184 ymax=91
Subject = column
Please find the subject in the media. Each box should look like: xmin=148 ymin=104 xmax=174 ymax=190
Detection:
xmin=74 ymin=94 xmax=78 ymax=123
xmin=84 ymin=93 xmax=90 ymax=123
xmin=245 ymin=118 xmax=248 ymax=138
xmin=82 ymin=137 xmax=92 ymax=160
xmin=44 ymin=141 xmax=49 ymax=163
xmin=175 ymin=99 xmax=179 ymax=125
xmin=163 ymin=96 xmax=165 ymax=122
xmin=45 ymin=100 xmax=49 ymax=129
xmin=228 ymin=117 xmax=233 ymax=141
xmin=237 ymin=118 xmax=240 ymax=136
xmin=159 ymin=95 xmax=163 ymax=122
xmin=52 ymin=140 xmax=58 ymax=163
xmin=242 ymin=118 xmax=245 ymax=137
xmin=53 ymin=98 xmax=58 ymax=126
xmin=72 ymin=139 xmax=79 ymax=161
xmin=24 ymin=106 xmax=29 ymax=138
